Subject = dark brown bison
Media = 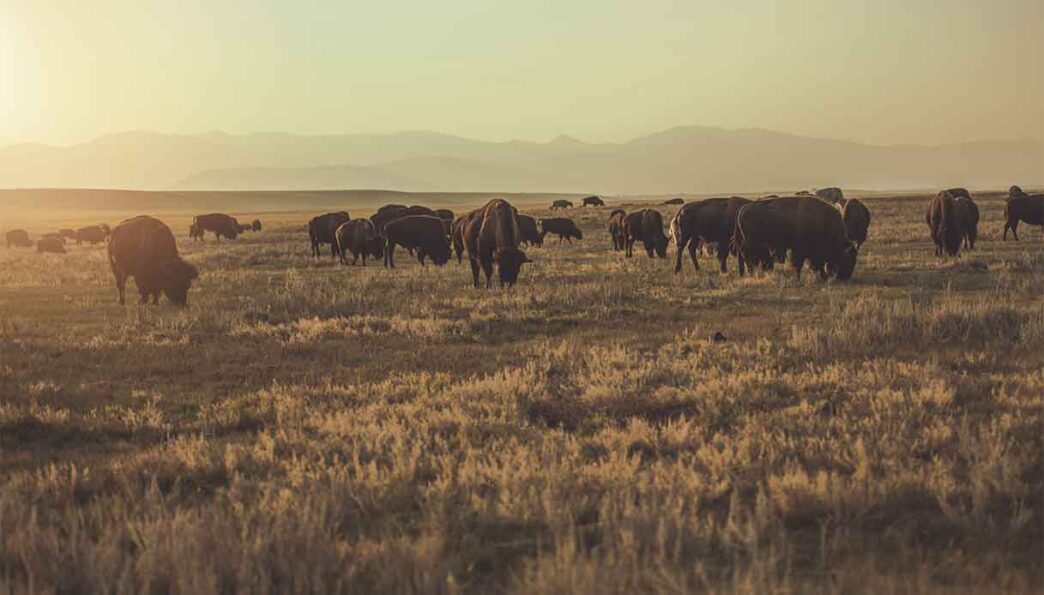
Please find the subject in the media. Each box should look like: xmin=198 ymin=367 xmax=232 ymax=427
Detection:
xmin=582 ymin=196 xmax=605 ymax=207
xmin=734 ymin=196 xmax=858 ymax=280
xmin=335 ymin=219 xmax=384 ymax=266
xmin=309 ymin=211 xmax=350 ymax=258
xmin=384 ymin=216 xmax=452 ymax=268
xmin=841 ymin=198 xmax=871 ymax=248
xmin=192 ymin=213 xmax=242 ymax=242
xmin=624 ymin=209 xmax=669 ymax=258
xmin=59 ymin=229 xmax=76 ymax=239
xmin=550 ymin=199 xmax=573 ymax=209
xmin=815 ymin=187 xmax=845 ymax=205
xmin=926 ymin=190 xmax=962 ymax=257
xmin=540 ymin=218 xmax=583 ymax=243
xmin=75 ymin=224 xmax=110 ymax=245
xmin=5 ymin=229 xmax=32 ymax=248
xmin=450 ymin=216 xmax=468 ymax=263
xmin=608 ymin=209 xmax=626 ymax=251
xmin=662 ymin=198 xmax=685 ymax=205
xmin=108 ymin=216 xmax=199 ymax=306
xmin=37 ymin=237 xmax=67 ymax=254
xmin=250 ymin=219 xmax=263 ymax=232
xmin=370 ymin=205 xmax=438 ymax=234
xmin=671 ymin=197 xmax=750 ymax=274
xmin=1003 ymin=186 xmax=1043 ymax=241
xmin=517 ymin=215 xmax=543 ymax=246
xmin=462 ymin=199 xmax=531 ymax=288
xmin=952 ymin=196 xmax=979 ymax=249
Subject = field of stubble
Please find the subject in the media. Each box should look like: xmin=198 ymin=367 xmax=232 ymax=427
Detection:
xmin=0 ymin=192 xmax=1041 ymax=593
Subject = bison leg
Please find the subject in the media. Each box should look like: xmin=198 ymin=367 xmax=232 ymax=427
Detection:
xmin=1010 ymin=220 xmax=1019 ymax=241
xmin=385 ymin=242 xmax=396 ymax=268
xmin=716 ymin=243 xmax=730 ymax=273
xmin=114 ymin=272 xmax=127 ymax=305
xmin=468 ymin=256 xmax=481 ymax=288
xmin=625 ymin=238 xmax=633 ymax=258
xmin=674 ymin=234 xmax=689 ymax=273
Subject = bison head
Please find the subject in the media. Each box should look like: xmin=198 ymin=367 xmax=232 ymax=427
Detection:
xmin=1009 ymin=185 xmax=1023 ymax=199
xmin=832 ymin=242 xmax=858 ymax=280
xmin=572 ymin=227 xmax=584 ymax=240
xmin=653 ymin=236 xmax=669 ymax=258
xmin=159 ymin=258 xmax=199 ymax=306
xmin=495 ymin=248 xmax=531 ymax=287
xmin=368 ymin=236 xmax=385 ymax=259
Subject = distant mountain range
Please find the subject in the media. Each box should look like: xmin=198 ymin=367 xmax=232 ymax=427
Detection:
xmin=1 ymin=127 xmax=1041 ymax=193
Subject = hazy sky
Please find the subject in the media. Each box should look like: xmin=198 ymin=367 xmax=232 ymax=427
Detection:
xmin=3 ymin=0 xmax=1042 ymax=146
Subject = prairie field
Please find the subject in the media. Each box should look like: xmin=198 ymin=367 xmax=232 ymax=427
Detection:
xmin=0 ymin=191 xmax=1041 ymax=593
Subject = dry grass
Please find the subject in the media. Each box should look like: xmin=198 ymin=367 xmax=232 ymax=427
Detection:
xmin=0 ymin=192 xmax=1041 ymax=593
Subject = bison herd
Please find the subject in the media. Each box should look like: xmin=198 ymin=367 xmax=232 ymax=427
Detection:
xmin=3 ymin=186 xmax=1041 ymax=307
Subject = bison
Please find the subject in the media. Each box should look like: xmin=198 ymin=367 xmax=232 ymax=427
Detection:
xmin=926 ymin=190 xmax=962 ymax=257
xmin=192 ymin=213 xmax=242 ymax=242
xmin=608 ymin=209 xmax=626 ymax=251
xmin=60 ymin=229 xmax=76 ymax=240
xmin=335 ymin=219 xmax=384 ymax=266
xmin=108 ymin=216 xmax=199 ymax=306
xmin=550 ymin=199 xmax=574 ymax=209
xmin=952 ymin=196 xmax=979 ymax=249
xmin=815 ymin=187 xmax=845 ymax=205
xmin=540 ymin=218 xmax=583 ymax=244
xmin=462 ymin=199 xmax=531 ymax=288
xmin=450 ymin=216 xmax=468 ymax=263
xmin=5 ymin=229 xmax=32 ymax=248
xmin=582 ymin=196 xmax=605 ymax=207
xmin=384 ymin=216 xmax=451 ymax=268
xmin=1003 ymin=187 xmax=1043 ymax=241
xmin=370 ymin=205 xmax=437 ymax=234
xmin=517 ymin=215 xmax=543 ymax=247
xmin=37 ymin=237 xmax=67 ymax=254
xmin=734 ymin=196 xmax=858 ymax=280
xmin=250 ymin=219 xmax=263 ymax=232
xmin=624 ymin=209 xmax=668 ymax=258
xmin=309 ymin=211 xmax=351 ymax=258
xmin=663 ymin=198 xmax=685 ymax=206
xmin=671 ymin=197 xmax=750 ymax=274
xmin=74 ymin=225 xmax=110 ymax=245
xmin=842 ymin=198 xmax=871 ymax=248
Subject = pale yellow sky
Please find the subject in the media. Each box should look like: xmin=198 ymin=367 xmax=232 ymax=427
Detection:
xmin=2 ymin=0 xmax=1042 ymax=147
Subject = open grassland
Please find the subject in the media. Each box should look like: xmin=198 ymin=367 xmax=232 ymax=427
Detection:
xmin=1 ymin=192 xmax=1041 ymax=593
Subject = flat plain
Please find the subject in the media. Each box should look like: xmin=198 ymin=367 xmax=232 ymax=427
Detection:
xmin=1 ymin=191 xmax=1041 ymax=593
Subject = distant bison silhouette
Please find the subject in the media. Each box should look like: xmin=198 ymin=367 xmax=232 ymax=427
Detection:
xmin=951 ymin=195 xmax=979 ymax=249
xmin=384 ymin=216 xmax=452 ymax=267
xmin=608 ymin=209 xmax=626 ymax=251
xmin=108 ymin=216 xmax=199 ymax=306
xmin=462 ymin=199 xmax=531 ymax=287
xmin=59 ymin=229 xmax=76 ymax=239
xmin=250 ymin=219 xmax=263 ymax=232
xmin=75 ymin=224 xmax=110 ymax=245
xmin=550 ymin=199 xmax=574 ymax=209
xmin=926 ymin=190 xmax=961 ymax=257
xmin=841 ymin=198 xmax=871 ymax=248
xmin=582 ymin=196 xmax=605 ymax=207
xmin=191 ymin=213 xmax=242 ymax=242
xmin=37 ymin=237 xmax=67 ymax=254
xmin=624 ymin=209 xmax=668 ymax=258
xmin=540 ymin=218 xmax=583 ymax=243
xmin=672 ymin=197 xmax=750 ymax=274
xmin=662 ymin=198 xmax=684 ymax=205
xmin=335 ymin=219 xmax=384 ymax=266
xmin=5 ymin=229 xmax=32 ymax=248
xmin=309 ymin=211 xmax=350 ymax=258
xmin=1004 ymin=186 xmax=1044 ymax=241
xmin=516 ymin=214 xmax=543 ymax=246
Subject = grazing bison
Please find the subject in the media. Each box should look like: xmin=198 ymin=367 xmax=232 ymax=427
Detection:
xmin=75 ymin=224 xmax=110 ymax=245
xmin=841 ymin=198 xmax=871 ymax=248
xmin=1003 ymin=187 xmax=1043 ymax=241
xmin=370 ymin=205 xmax=438 ymax=234
xmin=734 ymin=196 xmax=858 ymax=280
xmin=517 ymin=215 xmax=543 ymax=247
xmin=37 ymin=237 xmax=67 ymax=254
xmin=5 ymin=229 xmax=32 ymax=248
xmin=41 ymin=233 xmax=66 ymax=244
xmin=250 ymin=219 xmax=263 ymax=232
xmin=672 ymin=197 xmax=750 ymax=274
xmin=384 ymin=216 xmax=451 ymax=268
xmin=60 ymin=229 xmax=76 ymax=240
xmin=582 ymin=196 xmax=605 ymax=207
xmin=550 ymin=199 xmax=573 ymax=209
xmin=108 ymin=216 xmax=199 ymax=306
xmin=450 ymin=216 xmax=468 ymax=263
xmin=309 ymin=211 xmax=351 ymax=259
xmin=191 ymin=213 xmax=242 ymax=241
xmin=926 ymin=190 xmax=962 ymax=257
xmin=462 ymin=199 xmax=531 ymax=288
xmin=608 ymin=209 xmax=626 ymax=251
xmin=624 ymin=209 xmax=668 ymax=258
xmin=540 ymin=218 xmax=583 ymax=243
xmin=335 ymin=219 xmax=384 ymax=266
xmin=952 ymin=196 xmax=979 ymax=249
xmin=815 ymin=187 xmax=845 ymax=205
